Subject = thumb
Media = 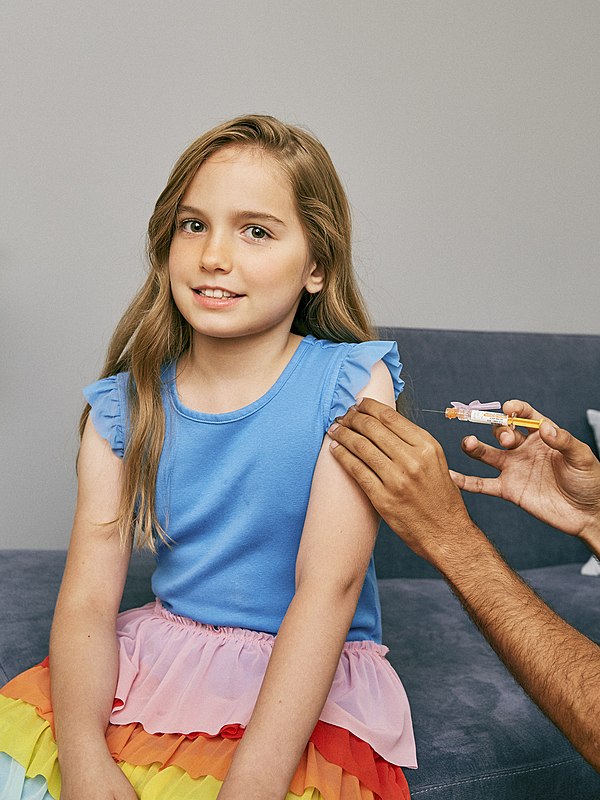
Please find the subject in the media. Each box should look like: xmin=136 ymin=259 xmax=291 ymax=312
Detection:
xmin=538 ymin=421 xmax=591 ymax=470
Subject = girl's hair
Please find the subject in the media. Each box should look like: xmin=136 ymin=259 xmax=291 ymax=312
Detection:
xmin=80 ymin=114 xmax=378 ymax=551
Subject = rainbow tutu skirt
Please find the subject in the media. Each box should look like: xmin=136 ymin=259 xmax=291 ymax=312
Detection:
xmin=0 ymin=599 xmax=416 ymax=799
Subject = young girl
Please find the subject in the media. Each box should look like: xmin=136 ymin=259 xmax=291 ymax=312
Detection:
xmin=0 ymin=115 xmax=416 ymax=799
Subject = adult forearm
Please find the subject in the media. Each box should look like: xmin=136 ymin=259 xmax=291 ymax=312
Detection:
xmin=436 ymin=521 xmax=600 ymax=770
xmin=50 ymin=601 xmax=120 ymax=767
xmin=218 ymin=583 xmax=359 ymax=799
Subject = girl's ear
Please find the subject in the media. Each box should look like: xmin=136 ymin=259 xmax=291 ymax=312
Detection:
xmin=305 ymin=261 xmax=325 ymax=295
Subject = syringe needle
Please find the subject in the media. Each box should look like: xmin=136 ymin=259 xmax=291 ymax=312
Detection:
xmin=421 ymin=409 xmax=445 ymax=414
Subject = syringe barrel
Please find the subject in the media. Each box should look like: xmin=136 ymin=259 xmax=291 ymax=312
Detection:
xmin=449 ymin=409 xmax=509 ymax=425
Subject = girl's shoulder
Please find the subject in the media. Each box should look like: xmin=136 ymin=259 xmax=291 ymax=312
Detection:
xmin=305 ymin=334 xmax=402 ymax=369
xmin=303 ymin=336 xmax=404 ymax=426
xmin=82 ymin=371 xmax=130 ymax=458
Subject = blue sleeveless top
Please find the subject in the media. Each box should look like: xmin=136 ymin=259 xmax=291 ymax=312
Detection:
xmin=83 ymin=335 xmax=404 ymax=642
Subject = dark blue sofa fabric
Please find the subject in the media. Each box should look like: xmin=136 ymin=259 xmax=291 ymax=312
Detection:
xmin=380 ymin=567 xmax=600 ymax=797
xmin=0 ymin=549 xmax=154 ymax=686
xmin=376 ymin=327 xmax=600 ymax=578
xmin=1 ymin=551 xmax=599 ymax=798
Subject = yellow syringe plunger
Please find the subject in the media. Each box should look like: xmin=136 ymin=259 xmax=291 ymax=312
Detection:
xmin=444 ymin=408 xmax=543 ymax=429
xmin=505 ymin=416 xmax=543 ymax=430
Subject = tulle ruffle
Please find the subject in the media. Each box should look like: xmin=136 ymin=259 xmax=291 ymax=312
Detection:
xmin=107 ymin=600 xmax=415 ymax=767
xmin=0 ymin=687 xmax=409 ymax=800
xmin=0 ymin=744 xmax=332 ymax=800
xmin=0 ymin=600 xmax=413 ymax=798
xmin=0 ymin=692 xmax=409 ymax=799
xmin=0 ymin=751 xmax=53 ymax=800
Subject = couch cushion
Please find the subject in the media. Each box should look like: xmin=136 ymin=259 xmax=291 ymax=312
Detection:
xmin=0 ymin=549 xmax=154 ymax=684
xmin=588 ymin=409 xmax=600 ymax=454
xmin=380 ymin=565 xmax=600 ymax=797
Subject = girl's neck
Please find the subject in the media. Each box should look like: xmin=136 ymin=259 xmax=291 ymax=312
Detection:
xmin=175 ymin=330 xmax=304 ymax=414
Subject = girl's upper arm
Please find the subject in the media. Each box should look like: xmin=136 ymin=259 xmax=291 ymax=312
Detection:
xmin=57 ymin=416 xmax=132 ymax=620
xmin=295 ymin=360 xmax=395 ymax=592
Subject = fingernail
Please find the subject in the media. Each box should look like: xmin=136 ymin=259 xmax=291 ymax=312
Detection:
xmin=329 ymin=440 xmax=340 ymax=449
xmin=547 ymin=424 xmax=557 ymax=438
xmin=329 ymin=422 xmax=339 ymax=433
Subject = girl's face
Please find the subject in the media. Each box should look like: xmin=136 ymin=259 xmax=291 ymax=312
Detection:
xmin=169 ymin=146 xmax=323 ymax=346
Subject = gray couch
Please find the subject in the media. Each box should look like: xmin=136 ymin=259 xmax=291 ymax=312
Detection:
xmin=1 ymin=327 xmax=599 ymax=799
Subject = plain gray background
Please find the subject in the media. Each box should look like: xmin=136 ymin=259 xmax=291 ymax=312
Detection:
xmin=2 ymin=1 xmax=599 ymax=549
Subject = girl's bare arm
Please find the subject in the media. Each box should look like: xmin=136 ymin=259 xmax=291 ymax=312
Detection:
xmin=50 ymin=418 xmax=135 ymax=798
xmin=218 ymin=361 xmax=394 ymax=800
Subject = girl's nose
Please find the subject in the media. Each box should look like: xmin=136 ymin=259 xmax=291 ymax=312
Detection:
xmin=200 ymin=233 xmax=232 ymax=273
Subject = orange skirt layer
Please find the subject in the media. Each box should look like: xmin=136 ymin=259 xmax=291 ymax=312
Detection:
xmin=2 ymin=661 xmax=410 ymax=800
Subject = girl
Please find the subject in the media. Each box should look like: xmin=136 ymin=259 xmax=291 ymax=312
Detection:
xmin=0 ymin=115 xmax=416 ymax=799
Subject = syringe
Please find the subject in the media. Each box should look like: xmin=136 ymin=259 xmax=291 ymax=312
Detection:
xmin=422 ymin=407 xmax=543 ymax=430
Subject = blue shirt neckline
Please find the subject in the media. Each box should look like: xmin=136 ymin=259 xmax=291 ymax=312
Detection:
xmin=164 ymin=335 xmax=315 ymax=424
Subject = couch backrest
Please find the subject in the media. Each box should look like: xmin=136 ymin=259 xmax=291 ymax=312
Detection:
xmin=373 ymin=327 xmax=600 ymax=578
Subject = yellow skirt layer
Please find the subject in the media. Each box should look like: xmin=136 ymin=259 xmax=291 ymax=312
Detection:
xmin=0 ymin=696 xmax=61 ymax=799
xmin=1 ymin=662 xmax=408 ymax=799
xmin=0 ymin=695 xmax=376 ymax=800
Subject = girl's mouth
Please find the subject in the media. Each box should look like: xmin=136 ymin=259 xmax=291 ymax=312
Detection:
xmin=193 ymin=288 xmax=240 ymax=298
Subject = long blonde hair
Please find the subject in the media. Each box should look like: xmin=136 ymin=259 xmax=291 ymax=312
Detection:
xmin=80 ymin=114 xmax=377 ymax=551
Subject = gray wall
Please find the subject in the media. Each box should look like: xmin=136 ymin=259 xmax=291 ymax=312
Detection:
xmin=2 ymin=1 xmax=599 ymax=549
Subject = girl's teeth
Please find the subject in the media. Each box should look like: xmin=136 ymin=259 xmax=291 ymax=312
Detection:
xmin=200 ymin=288 xmax=235 ymax=298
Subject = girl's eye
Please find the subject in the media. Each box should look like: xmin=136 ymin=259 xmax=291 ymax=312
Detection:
xmin=244 ymin=225 xmax=270 ymax=241
xmin=180 ymin=219 xmax=205 ymax=234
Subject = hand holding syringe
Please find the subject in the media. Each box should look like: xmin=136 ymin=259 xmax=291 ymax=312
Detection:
xmin=423 ymin=400 xmax=543 ymax=430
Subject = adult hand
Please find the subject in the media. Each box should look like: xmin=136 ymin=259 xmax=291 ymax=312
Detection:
xmin=328 ymin=398 xmax=473 ymax=562
xmin=452 ymin=399 xmax=600 ymax=544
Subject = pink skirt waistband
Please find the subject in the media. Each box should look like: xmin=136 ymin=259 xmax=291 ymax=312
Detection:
xmin=111 ymin=599 xmax=417 ymax=768
xmin=151 ymin=598 xmax=390 ymax=653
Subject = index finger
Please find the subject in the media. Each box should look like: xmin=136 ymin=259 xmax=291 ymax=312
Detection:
xmin=343 ymin=397 xmax=425 ymax=447
xmin=330 ymin=406 xmax=412 ymax=464
xmin=502 ymin=398 xmax=556 ymax=427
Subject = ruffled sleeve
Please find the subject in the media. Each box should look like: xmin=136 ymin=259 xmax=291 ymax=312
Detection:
xmin=82 ymin=375 xmax=126 ymax=458
xmin=328 ymin=341 xmax=404 ymax=427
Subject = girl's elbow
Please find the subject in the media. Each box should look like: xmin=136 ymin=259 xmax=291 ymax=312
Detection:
xmin=296 ymin=571 xmax=364 ymax=603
